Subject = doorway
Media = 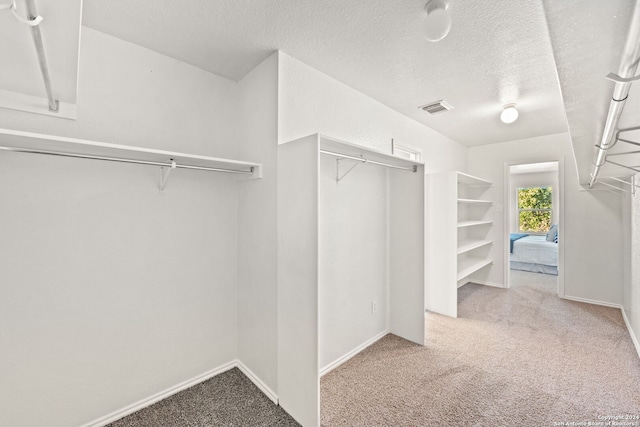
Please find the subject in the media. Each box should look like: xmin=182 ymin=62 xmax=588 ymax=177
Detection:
xmin=504 ymin=160 xmax=564 ymax=296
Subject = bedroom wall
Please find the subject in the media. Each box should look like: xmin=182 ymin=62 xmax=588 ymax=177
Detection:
xmin=277 ymin=52 xmax=467 ymax=172
xmin=236 ymin=52 xmax=279 ymax=398
xmin=318 ymin=156 xmax=388 ymax=371
xmin=0 ymin=28 xmax=240 ymax=427
xmin=623 ymin=174 xmax=640 ymax=357
xmin=509 ymin=170 xmax=559 ymax=234
xmin=468 ymin=132 xmax=624 ymax=306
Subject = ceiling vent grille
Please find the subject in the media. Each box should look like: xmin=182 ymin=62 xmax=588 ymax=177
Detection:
xmin=419 ymin=100 xmax=453 ymax=114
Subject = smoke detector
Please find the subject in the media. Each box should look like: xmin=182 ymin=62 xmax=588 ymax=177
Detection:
xmin=419 ymin=100 xmax=453 ymax=115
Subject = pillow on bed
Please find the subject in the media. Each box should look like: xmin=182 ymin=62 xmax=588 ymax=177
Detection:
xmin=546 ymin=224 xmax=558 ymax=242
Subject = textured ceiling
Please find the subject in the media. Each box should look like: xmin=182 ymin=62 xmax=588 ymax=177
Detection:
xmin=82 ymin=0 xmax=569 ymax=147
xmin=543 ymin=0 xmax=640 ymax=185
xmin=0 ymin=0 xmax=81 ymax=104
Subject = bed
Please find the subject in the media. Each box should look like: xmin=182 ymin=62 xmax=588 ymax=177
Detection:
xmin=510 ymin=234 xmax=558 ymax=275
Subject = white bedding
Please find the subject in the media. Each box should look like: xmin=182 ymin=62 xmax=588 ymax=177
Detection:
xmin=510 ymin=235 xmax=558 ymax=266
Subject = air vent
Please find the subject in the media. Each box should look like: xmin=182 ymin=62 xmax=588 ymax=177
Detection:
xmin=419 ymin=100 xmax=453 ymax=114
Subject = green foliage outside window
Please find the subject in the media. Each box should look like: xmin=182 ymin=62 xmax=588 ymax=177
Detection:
xmin=518 ymin=187 xmax=552 ymax=233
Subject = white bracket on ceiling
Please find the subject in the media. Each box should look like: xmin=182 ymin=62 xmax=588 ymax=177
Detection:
xmin=336 ymin=158 xmax=364 ymax=183
xmin=597 ymin=179 xmax=630 ymax=194
xmin=606 ymin=72 xmax=640 ymax=84
xmin=160 ymin=159 xmax=176 ymax=192
xmin=1 ymin=1 xmax=43 ymax=26
xmin=607 ymin=175 xmax=639 ymax=196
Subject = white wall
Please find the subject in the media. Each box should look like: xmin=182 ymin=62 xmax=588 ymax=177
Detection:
xmin=277 ymin=52 xmax=467 ymax=173
xmin=0 ymin=27 xmax=238 ymax=159
xmin=509 ymin=170 xmax=559 ymax=234
xmin=623 ymin=175 xmax=640 ymax=356
xmin=236 ymin=52 xmax=279 ymax=397
xmin=0 ymin=28 xmax=240 ymax=427
xmin=277 ymin=135 xmax=320 ymax=427
xmin=319 ymin=157 xmax=388 ymax=369
xmin=276 ymin=51 xmax=461 ymax=377
xmin=469 ymin=133 xmax=624 ymax=305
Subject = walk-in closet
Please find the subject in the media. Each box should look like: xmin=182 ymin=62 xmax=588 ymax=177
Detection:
xmin=4 ymin=1 xmax=640 ymax=426
xmin=278 ymin=134 xmax=425 ymax=426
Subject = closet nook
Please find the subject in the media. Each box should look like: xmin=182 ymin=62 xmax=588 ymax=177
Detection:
xmin=277 ymin=134 xmax=425 ymax=427
xmin=425 ymin=171 xmax=494 ymax=318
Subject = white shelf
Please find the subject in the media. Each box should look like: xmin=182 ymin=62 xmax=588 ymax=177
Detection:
xmin=457 ymin=239 xmax=493 ymax=255
xmin=457 ymin=220 xmax=493 ymax=228
xmin=319 ymin=134 xmax=423 ymax=168
xmin=457 ymin=198 xmax=493 ymax=204
xmin=456 ymin=257 xmax=493 ymax=281
xmin=457 ymin=172 xmax=492 ymax=187
xmin=0 ymin=128 xmax=262 ymax=179
xmin=425 ymin=170 xmax=495 ymax=318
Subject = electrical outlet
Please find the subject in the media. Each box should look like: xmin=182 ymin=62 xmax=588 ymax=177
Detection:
xmin=371 ymin=300 xmax=377 ymax=314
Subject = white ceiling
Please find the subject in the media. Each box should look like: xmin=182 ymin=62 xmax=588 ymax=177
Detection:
xmin=81 ymin=0 xmax=569 ymax=147
xmin=4 ymin=0 xmax=636 ymax=186
xmin=0 ymin=0 xmax=81 ymax=104
xmin=543 ymin=0 xmax=640 ymax=185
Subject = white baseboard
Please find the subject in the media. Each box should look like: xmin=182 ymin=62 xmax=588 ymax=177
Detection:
xmin=471 ymin=280 xmax=505 ymax=288
xmin=81 ymin=359 xmax=279 ymax=427
xmin=320 ymin=330 xmax=388 ymax=377
xmin=81 ymin=360 xmax=237 ymax=427
xmin=236 ymin=360 xmax=278 ymax=404
xmin=561 ymin=295 xmax=622 ymax=309
xmin=621 ymin=307 xmax=640 ymax=360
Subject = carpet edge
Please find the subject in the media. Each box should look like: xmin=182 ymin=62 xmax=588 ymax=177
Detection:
xmin=622 ymin=307 xmax=640 ymax=360
xmin=320 ymin=330 xmax=389 ymax=377
xmin=78 ymin=360 xmax=237 ymax=427
xmin=236 ymin=360 xmax=279 ymax=404
xmin=562 ymin=294 xmax=622 ymax=308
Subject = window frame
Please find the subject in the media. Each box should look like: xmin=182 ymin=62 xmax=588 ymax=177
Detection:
xmin=392 ymin=140 xmax=422 ymax=162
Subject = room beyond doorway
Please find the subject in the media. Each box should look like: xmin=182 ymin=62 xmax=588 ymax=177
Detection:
xmin=505 ymin=161 xmax=563 ymax=296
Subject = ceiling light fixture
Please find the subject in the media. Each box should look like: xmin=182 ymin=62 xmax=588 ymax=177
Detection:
xmin=500 ymin=104 xmax=519 ymax=124
xmin=423 ymin=0 xmax=452 ymax=42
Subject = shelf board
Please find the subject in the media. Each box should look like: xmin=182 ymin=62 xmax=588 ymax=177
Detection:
xmin=457 ymin=198 xmax=493 ymax=204
xmin=457 ymin=257 xmax=493 ymax=281
xmin=319 ymin=134 xmax=423 ymax=169
xmin=0 ymin=128 xmax=262 ymax=179
xmin=457 ymin=172 xmax=492 ymax=187
xmin=457 ymin=220 xmax=493 ymax=228
xmin=457 ymin=239 xmax=493 ymax=255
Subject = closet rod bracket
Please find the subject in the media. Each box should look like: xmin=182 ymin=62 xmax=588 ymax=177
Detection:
xmin=336 ymin=158 xmax=362 ymax=183
xmin=160 ymin=159 xmax=176 ymax=192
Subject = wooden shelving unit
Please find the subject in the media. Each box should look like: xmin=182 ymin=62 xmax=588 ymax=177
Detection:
xmin=457 ymin=257 xmax=493 ymax=282
xmin=425 ymin=171 xmax=494 ymax=318
xmin=457 ymin=220 xmax=493 ymax=228
xmin=457 ymin=239 xmax=493 ymax=255
xmin=458 ymin=198 xmax=493 ymax=204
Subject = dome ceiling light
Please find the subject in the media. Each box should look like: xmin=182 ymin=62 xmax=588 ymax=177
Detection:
xmin=423 ymin=0 xmax=452 ymax=42
xmin=500 ymin=104 xmax=519 ymax=124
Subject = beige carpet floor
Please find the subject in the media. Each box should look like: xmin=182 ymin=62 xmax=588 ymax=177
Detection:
xmin=321 ymin=272 xmax=640 ymax=426
xmin=107 ymin=368 xmax=299 ymax=427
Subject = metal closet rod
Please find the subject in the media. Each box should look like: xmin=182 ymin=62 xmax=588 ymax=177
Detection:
xmin=319 ymin=149 xmax=417 ymax=172
xmin=588 ymin=1 xmax=640 ymax=188
xmin=24 ymin=0 xmax=58 ymax=112
xmin=0 ymin=146 xmax=255 ymax=175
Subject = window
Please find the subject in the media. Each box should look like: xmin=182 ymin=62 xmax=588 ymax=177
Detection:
xmin=517 ymin=186 xmax=552 ymax=233
xmin=392 ymin=141 xmax=422 ymax=162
